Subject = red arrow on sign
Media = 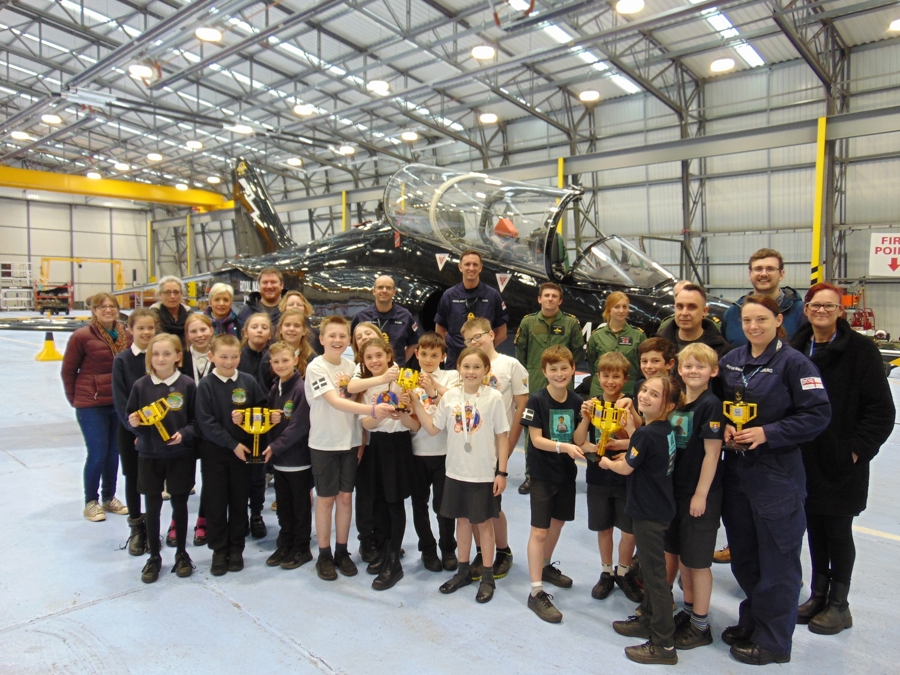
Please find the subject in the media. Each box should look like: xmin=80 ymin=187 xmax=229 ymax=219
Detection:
xmin=890 ymin=258 xmax=900 ymax=271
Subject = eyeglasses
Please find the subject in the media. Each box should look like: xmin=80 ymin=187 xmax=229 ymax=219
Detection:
xmin=806 ymin=302 xmax=840 ymax=313
xmin=750 ymin=266 xmax=781 ymax=274
xmin=160 ymin=289 xmax=182 ymax=296
xmin=97 ymin=305 xmax=118 ymax=311
xmin=463 ymin=332 xmax=488 ymax=345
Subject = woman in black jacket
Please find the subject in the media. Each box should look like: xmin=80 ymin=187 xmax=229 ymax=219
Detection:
xmin=791 ymin=282 xmax=895 ymax=635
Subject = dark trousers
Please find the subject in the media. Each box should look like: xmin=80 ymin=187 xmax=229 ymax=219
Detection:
xmin=249 ymin=462 xmax=266 ymax=515
xmin=722 ymin=452 xmax=806 ymax=655
xmin=201 ymin=447 xmax=250 ymax=554
xmin=411 ymin=454 xmax=456 ymax=553
xmin=524 ymin=435 xmax=532 ymax=477
xmin=356 ymin=444 xmax=376 ymax=543
xmin=146 ymin=493 xmax=188 ymax=556
xmin=76 ymin=406 xmax=120 ymax=504
xmin=806 ymin=511 xmax=856 ymax=585
xmin=632 ymin=518 xmax=675 ymax=649
xmin=274 ymin=468 xmax=313 ymax=551
xmin=117 ymin=424 xmax=141 ymax=519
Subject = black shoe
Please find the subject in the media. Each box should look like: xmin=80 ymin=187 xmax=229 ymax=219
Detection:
xmin=730 ymin=642 xmax=791 ymax=665
xmin=280 ymin=548 xmax=313 ymax=570
xmin=367 ymin=542 xmax=389 ymax=575
xmin=674 ymin=609 xmax=692 ymax=630
xmin=316 ymin=553 xmax=338 ymax=581
xmin=592 ymin=572 xmax=616 ymax=600
xmin=542 ymin=562 xmax=573 ymax=589
xmin=359 ymin=538 xmax=379 ymax=564
xmin=674 ymin=621 xmax=713 ymax=649
xmin=227 ymin=551 xmax=244 ymax=572
xmin=797 ymin=573 xmax=829 ymax=625
xmin=440 ymin=571 xmax=473 ymax=594
xmin=441 ymin=549 xmax=459 ymax=572
xmin=613 ymin=615 xmax=652 ymax=639
xmin=210 ymin=551 xmax=228 ymax=577
xmin=250 ymin=514 xmax=267 ymax=539
xmin=127 ymin=516 xmax=147 ymax=556
xmin=172 ymin=551 xmax=195 ymax=578
xmin=625 ymin=641 xmax=677 ymax=665
xmin=193 ymin=519 xmax=207 ymax=547
xmin=334 ymin=550 xmax=358 ymax=577
xmin=528 ymin=590 xmax=563 ymax=623
xmin=141 ymin=556 xmax=162 ymax=584
xmin=469 ymin=551 xmax=483 ymax=581
xmin=721 ymin=624 xmax=753 ymax=646
xmin=372 ymin=551 xmax=404 ymax=591
xmin=476 ymin=579 xmax=495 ymax=603
xmin=492 ymin=549 xmax=513 ymax=579
xmin=809 ymin=581 xmax=852 ymax=635
xmin=517 ymin=477 xmax=531 ymax=495
xmin=266 ymin=545 xmax=291 ymax=567
xmin=615 ymin=568 xmax=644 ymax=603
xmin=421 ymin=547 xmax=443 ymax=573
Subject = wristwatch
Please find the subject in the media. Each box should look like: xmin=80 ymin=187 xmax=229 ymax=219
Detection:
xmin=496 ymin=470 xmax=509 ymax=477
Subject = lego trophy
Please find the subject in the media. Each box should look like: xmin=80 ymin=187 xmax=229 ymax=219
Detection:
xmin=137 ymin=398 xmax=172 ymax=442
xmin=395 ymin=368 xmax=419 ymax=411
xmin=590 ymin=399 xmax=627 ymax=460
xmin=722 ymin=392 xmax=758 ymax=451
xmin=237 ymin=407 xmax=277 ymax=464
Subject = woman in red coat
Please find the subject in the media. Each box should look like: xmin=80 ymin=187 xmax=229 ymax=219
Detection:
xmin=61 ymin=293 xmax=131 ymax=522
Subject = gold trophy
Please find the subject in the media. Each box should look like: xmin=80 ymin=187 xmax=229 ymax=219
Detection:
xmin=137 ymin=398 xmax=172 ymax=442
xmin=395 ymin=368 xmax=419 ymax=411
xmin=591 ymin=399 xmax=627 ymax=459
xmin=723 ymin=393 xmax=758 ymax=451
xmin=237 ymin=407 xmax=278 ymax=464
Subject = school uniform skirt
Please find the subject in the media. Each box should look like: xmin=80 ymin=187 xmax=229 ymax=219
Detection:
xmin=369 ymin=431 xmax=413 ymax=504
xmin=440 ymin=477 xmax=500 ymax=525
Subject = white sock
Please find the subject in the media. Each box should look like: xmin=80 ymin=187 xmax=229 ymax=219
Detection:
xmin=602 ymin=563 xmax=614 ymax=574
xmin=531 ymin=582 xmax=544 ymax=597
xmin=617 ymin=563 xmax=630 ymax=576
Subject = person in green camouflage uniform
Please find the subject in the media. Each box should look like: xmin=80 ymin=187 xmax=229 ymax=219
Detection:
xmin=514 ymin=282 xmax=585 ymax=494
xmin=585 ymin=291 xmax=646 ymax=398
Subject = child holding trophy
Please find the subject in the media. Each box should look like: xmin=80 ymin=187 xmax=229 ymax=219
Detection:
xmin=601 ymin=375 xmax=680 ymax=665
xmin=519 ymin=346 xmax=591 ymax=624
xmin=663 ymin=343 xmax=725 ymax=650
xmin=460 ymin=318 xmax=528 ymax=581
xmin=358 ymin=337 xmax=419 ymax=590
xmin=195 ymin=334 xmax=267 ymax=576
xmin=580 ymin=351 xmax=643 ymax=604
xmin=126 ymin=333 xmax=197 ymax=584
xmin=411 ymin=347 xmax=509 ymax=604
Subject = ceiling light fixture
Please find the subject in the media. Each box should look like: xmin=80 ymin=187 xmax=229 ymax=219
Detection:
xmin=195 ymin=27 xmax=222 ymax=42
xmin=579 ymin=90 xmax=601 ymax=102
xmin=224 ymin=124 xmax=253 ymax=134
xmin=41 ymin=114 xmax=62 ymax=125
xmin=401 ymin=131 xmax=419 ymax=142
xmin=11 ymin=131 xmax=30 ymax=140
xmin=147 ymin=152 xmax=163 ymax=162
xmin=293 ymin=103 xmax=315 ymax=116
xmin=890 ymin=19 xmax=900 ymax=31
xmin=616 ymin=0 xmax=645 ymax=14
xmin=207 ymin=176 xmax=221 ymax=184
xmin=710 ymin=58 xmax=736 ymax=73
xmin=287 ymin=157 xmax=303 ymax=166
xmin=114 ymin=162 xmax=130 ymax=171
xmin=472 ymin=45 xmax=496 ymax=60
xmin=128 ymin=63 xmax=154 ymax=79
xmin=479 ymin=113 xmax=498 ymax=124
xmin=175 ymin=183 xmax=188 ymax=191
xmin=87 ymin=171 xmax=102 ymax=180
xmin=186 ymin=140 xmax=203 ymax=150
xmin=338 ymin=145 xmax=355 ymax=155
xmin=366 ymin=80 xmax=390 ymax=95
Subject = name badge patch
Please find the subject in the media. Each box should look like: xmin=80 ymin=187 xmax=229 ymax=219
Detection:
xmin=800 ymin=377 xmax=824 ymax=390
xmin=618 ymin=336 xmax=633 ymax=346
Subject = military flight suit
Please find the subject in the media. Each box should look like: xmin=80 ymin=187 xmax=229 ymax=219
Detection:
xmin=585 ymin=322 xmax=646 ymax=398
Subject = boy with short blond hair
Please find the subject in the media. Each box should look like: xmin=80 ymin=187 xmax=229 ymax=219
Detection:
xmin=460 ymin=317 xmax=529 ymax=580
xmin=664 ymin=342 xmax=725 ymax=649
xmin=521 ymin=345 xmax=591 ymax=623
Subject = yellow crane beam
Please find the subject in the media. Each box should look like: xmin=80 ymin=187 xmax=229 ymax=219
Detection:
xmin=0 ymin=166 xmax=227 ymax=208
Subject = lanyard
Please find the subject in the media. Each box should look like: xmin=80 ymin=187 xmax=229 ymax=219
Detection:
xmin=461 ymin=385 xmax=482 ymax=449
xmin=808 ymin=331 xmax=837 ymax=357
xmin=737 ymin=340 xmax=781 ymax=397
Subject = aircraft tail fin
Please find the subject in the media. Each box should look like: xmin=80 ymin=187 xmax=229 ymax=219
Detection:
xmin=232 ymin=158 xmax=295 ymax=256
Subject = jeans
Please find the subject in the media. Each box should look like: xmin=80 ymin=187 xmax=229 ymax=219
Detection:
xmin=76 ymin=406 xmax=120 ymax=505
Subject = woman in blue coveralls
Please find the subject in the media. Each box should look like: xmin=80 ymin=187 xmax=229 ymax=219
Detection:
xmin=717 ymin=295 xmax=831 ymax=666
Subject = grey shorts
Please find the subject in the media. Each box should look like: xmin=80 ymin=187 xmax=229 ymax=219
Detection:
xmin=310 ymin=448 xmax=357 ymax=497
xmin=587 ymin=483 xmax=633 ymax=534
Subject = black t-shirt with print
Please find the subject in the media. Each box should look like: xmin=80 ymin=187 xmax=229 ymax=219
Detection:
xmin=624 ymin=420 xmax=676 ymax=523
xmin=670 ymin=388 xmax=725 ymax=496
xmin=521 ymin=387 xmax=583 ymax=484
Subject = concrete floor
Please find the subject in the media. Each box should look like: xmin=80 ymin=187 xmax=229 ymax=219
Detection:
xmin=1 ymin=324 xmax=899 ymax=674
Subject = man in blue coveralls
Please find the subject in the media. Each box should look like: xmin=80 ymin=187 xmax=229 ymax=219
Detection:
xmin=351 ymin=275 xmax=421 ymax=367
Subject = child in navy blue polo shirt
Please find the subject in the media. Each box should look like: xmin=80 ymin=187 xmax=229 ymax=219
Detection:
xmin=601 ymin=375 xmax=680 ymax=666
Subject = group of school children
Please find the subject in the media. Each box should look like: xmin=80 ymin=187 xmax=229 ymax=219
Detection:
xmin=108 ymin=280 xmax=734 ymax=668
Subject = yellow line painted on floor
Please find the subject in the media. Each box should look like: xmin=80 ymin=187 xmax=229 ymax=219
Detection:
xmin=853 ymin=525 xmax=900 ymax=542
xmin=0 ymin=335 xmax=48 ymax=348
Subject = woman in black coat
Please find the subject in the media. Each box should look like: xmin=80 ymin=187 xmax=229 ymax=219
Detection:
xmin=791 ymin=282 xmax=895 ymax=635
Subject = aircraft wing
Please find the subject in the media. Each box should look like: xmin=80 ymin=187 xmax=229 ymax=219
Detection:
xmin=110 ymin=271 xmax=219 ymax=297
xmin=0 ymin=316 xmax=91 ymax=332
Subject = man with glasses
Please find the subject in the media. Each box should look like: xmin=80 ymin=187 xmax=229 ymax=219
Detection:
xmin=721 ymin=248 xmax=806 ymax=348
xmin=153 ymin=276 xmax=193 ymax=347
xmin=351 ymin=275 xmax=420 ymax=366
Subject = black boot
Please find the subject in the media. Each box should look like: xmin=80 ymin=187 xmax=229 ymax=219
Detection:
xmin=372 ymin=550 xmax=404 ymax=590
xmin=127 ymin=515 xmax=147 ymax=556
xmin=366 ymin=540 xmax=389 ymax=575
xmin=809 ymin=581 xmax=853 ymax=635
xmin=797 ymin=573 xmax=829 ymax=624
